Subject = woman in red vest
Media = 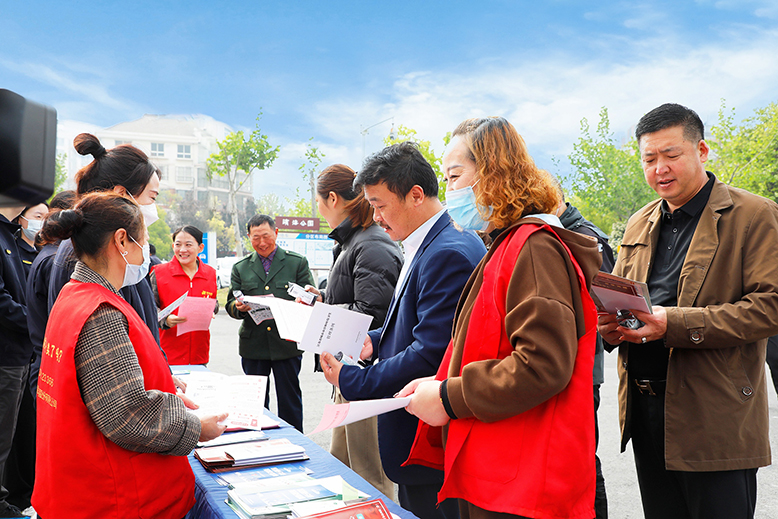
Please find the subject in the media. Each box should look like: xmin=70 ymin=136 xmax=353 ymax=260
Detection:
xmin=151 ymin=225 xmax=218 ymax=365
xmin=399 ymin=117 xmax=602 ymax=519
xmin=33 ymin=192 xmax=227 ymax=519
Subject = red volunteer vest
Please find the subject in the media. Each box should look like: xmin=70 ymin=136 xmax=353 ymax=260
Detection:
xmin=405 ymin=224 xmax=597 ymax=519
xmin=33 ymin=280 xmax=195 ymax=519
xmin=154 ymin=257 xmax=217 ymax=365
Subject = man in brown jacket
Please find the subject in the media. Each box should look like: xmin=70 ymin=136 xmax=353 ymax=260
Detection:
xmin=597 ymin=103 xmax=778 ymax=519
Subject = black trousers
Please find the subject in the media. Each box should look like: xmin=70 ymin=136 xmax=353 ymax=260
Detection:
xmin=630 ymin=388 xmax=757 ymax=519
xmin=241 ymin=355 xmax=303 ymax=432
xmin=398 ymin=482 xmax=459 ymax=519
xmin=593 ymin=384 xmax=607 ymax=519
xmin=3 ymin=370 xmax=35 ymax=510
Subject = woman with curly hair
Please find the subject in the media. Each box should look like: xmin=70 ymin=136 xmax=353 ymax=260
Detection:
xmin=400 ymin=117 xmax=602 ymax=519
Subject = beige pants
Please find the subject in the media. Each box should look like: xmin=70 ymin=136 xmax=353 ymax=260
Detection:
xmin=330 ymin=390 xmax=395 ymax=498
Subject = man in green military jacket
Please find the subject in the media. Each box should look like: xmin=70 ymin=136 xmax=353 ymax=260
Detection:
xmin=227 ymin=214 xmax=315 ymax=432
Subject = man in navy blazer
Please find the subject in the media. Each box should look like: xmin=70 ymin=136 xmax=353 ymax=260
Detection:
xmin=322 ymin=142 xmax=486 ymax=519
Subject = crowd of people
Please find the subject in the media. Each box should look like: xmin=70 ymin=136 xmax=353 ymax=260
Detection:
xmin=1 ymin=102 xmax=777 ymax=519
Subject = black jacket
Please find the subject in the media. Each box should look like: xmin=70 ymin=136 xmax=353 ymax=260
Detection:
xmin=27 ymin=242 xmax=59 ymax=394
xmin=559 ymin=202 xmax=615 ymax=386
xmin=558 ymin=203 xmax=615 ymax=272
xmin=0 ymin=214 xmax=32 ymax=366
xmin=323 ymin=219 xmax=403 ymax=331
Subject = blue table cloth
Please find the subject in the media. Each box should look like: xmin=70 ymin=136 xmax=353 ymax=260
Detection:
xmin=175 ymin=365 xmax=417 ymax=519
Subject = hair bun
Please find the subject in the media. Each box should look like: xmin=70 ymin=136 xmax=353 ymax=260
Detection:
xmin=39 ymin=207 xmax=84 ymax=243
xmin=73 ymin=133 xmax=107 ymax=159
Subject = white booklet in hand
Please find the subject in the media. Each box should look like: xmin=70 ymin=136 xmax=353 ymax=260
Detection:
xmin=184 ymin=372 xmax=268 ymax=430
xmin=253 ymin=297 xmax=372 ymax=361
xmin=158 ymin=291 xmax=188 ymax=322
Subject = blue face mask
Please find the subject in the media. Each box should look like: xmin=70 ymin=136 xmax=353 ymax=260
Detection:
xmin=445 ymin=184 xmax=491 ymax=232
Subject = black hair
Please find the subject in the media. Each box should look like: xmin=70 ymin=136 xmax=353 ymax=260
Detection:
xmin=635 ymin=103 xmax=705 ymax=145
xmin=40 ymin=192 xmax=144 ymax=259
xmin=149 ymin=243 xmax=157 ymax=256
xmin=172 ymin=225 xmax=204 ymax=245
xmin=354 ymin=141 xmax=438 ymax=199
xmin=73 ymin=133 xmax=161 ymax=197
xmin=12 ymin=202 xmax=49 ymax=225
xmin=49 ymin=190 xmax=77 ymax=211
xmin=246 ymin=214 xmax=275 ymax=233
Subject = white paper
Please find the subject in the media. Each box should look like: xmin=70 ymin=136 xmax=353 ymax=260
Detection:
xmin=258 ymin=298 xmax=372 ymax=360
xmin=158 ymin=291 xmax=188 ymax=322
xmin=260 ymin=297 xmax=314 ymax=342
xmin=176 ymin=296 xmax=216 ymax=335
xmin=300 ymin=304 xmax=373 ymax=360
xmin=241 ymin=294 xmax=276 ymax=325
xmin=185 ymin=372 xmax=268 ymax=430
xmin=309 ymin=397 xmax=412 ymax=435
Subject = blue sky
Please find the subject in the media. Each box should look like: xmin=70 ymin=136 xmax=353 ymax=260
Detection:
xmin=3 ymin=0 xmax=778 ymax=201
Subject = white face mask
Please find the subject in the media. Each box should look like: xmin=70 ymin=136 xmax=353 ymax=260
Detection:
xmin=21 ymin=216 xmax=43 ymax=241
xmin=120 ymin=236 xmax=151 ymax=288
xmin=128 ymin=193 xmax=159 ymax=227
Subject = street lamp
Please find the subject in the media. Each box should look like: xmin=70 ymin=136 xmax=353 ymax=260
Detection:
xmin=361 ymin=117 xmax=395 ymax=158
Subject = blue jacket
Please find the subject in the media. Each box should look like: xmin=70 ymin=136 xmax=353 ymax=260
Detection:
xmin=339 ymin=212 xmax=486 ymax=485
xmin=48 ymin=239 xmax=161 ymax=346
xmin=0 ymin=214 xmax=32 ymax=367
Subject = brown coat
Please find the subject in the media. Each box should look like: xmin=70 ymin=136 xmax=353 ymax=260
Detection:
xmin=447 ymin=218 xmax=602 ymax=421
xmin=614 ymin=178 xmax=778 ymax=471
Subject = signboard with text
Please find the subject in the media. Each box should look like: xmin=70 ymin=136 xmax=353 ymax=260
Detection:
xmin=276 ymin=232 xmax=333 ymax=270
xmin=275 ymin=215 xmax=321 ymax=232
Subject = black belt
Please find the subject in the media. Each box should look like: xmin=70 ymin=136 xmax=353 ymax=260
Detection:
xmin=633 ymin=379 xmax=666 ymax=396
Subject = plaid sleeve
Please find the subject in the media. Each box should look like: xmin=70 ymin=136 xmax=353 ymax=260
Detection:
xmin=74 ymin=303 xmax=201 ymax=456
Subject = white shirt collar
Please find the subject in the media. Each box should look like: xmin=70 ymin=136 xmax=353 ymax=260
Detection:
xmin=402 ymin=208 xmax=446 ymax=261
xmin=394 ymin=209 xmax=446 ymax=295
xmin=521 ymin=213 xmax=563 ymax=228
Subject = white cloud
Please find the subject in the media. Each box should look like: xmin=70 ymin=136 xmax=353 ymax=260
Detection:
xmin=0 ymin=57 xmax=144 ymax=122
xmin=300 ymin=26 xmax=778 ymax=178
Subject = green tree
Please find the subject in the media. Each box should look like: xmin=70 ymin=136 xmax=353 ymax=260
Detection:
xmin=383 ymin=125 xmax=448 ymax=201
xmin=164 ymin=191 xmax=212 ymax=232
xmin=207 ymin=212 xmax=236 ymax=256
xmin=47 ymin=153 xmax=69 ymax=203
xmin=148 ymin=207 xmax=173 ymax=260
xmin=207 ymin=115 xmax=279 ymax=256
xmin=298 ymin=138 xmax=325 ymax=217
xmin=708 ymin=100 xmax=778 ymax=200
xmin=256 ymin=193 xmax=289 ymax=217
xmin=562 ymin=107 xmax=656 ymax=234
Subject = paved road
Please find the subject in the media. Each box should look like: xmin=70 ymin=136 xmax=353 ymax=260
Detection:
xmin=208 ymin=312 xmax=778 ymax=517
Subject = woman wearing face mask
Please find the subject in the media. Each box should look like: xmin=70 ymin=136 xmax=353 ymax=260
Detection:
xmin=399 ymin=117 xmax=602 ymax=519
xmin=32 ymin=192 xmax=227 ymax=519
xmin=48 ymin=134 xmax=163 ymax=349
xmin=150 ymin=225 xmax=218 ymax=365
xmin=305 ymin=164 xmax=403 ymax=498
xmin=13 ymin=203 xmax=48 ymax=273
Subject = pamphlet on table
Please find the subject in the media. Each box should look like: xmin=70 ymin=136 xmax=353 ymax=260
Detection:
xmin=195 ymin=438 xmax=308 ymax=472
xmin=225 ymin=475 xmax=369 ymax=519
